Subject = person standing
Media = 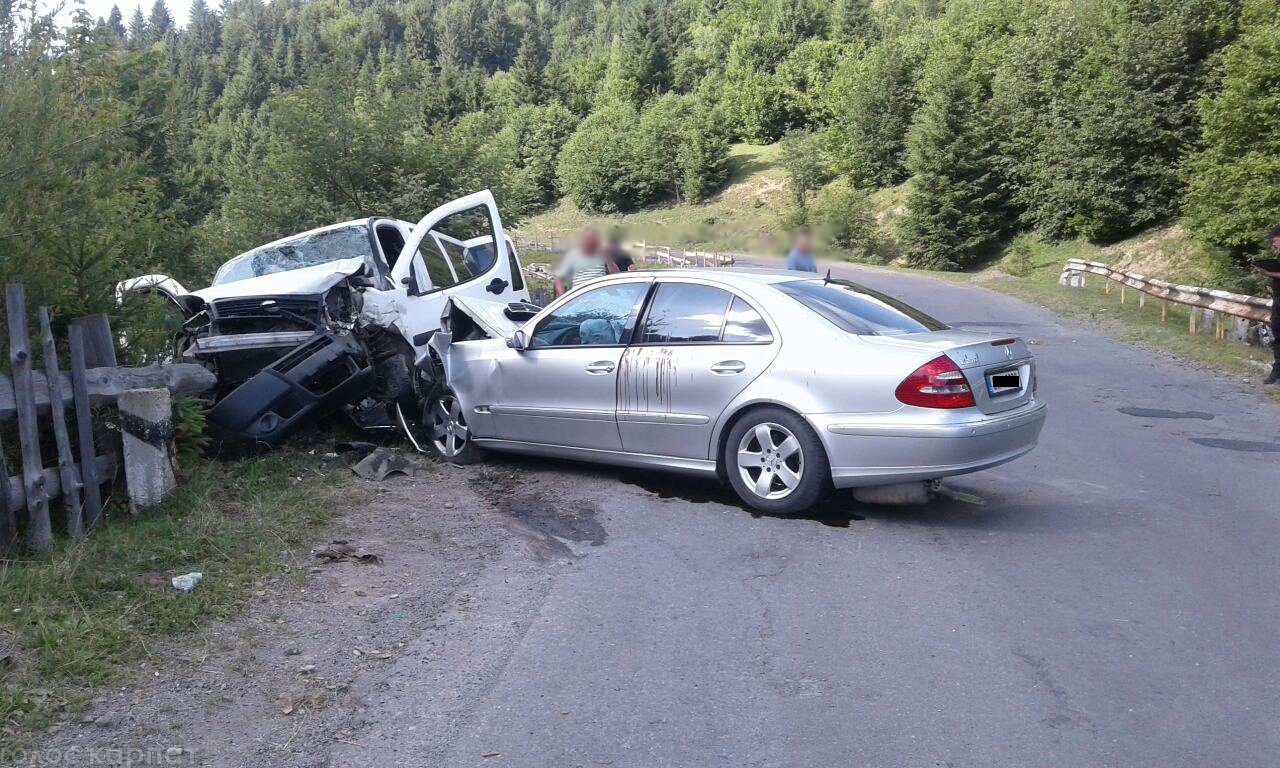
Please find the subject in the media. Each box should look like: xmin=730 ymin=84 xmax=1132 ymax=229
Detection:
xmin=1254 ymin=223 xmax=1280 ymax=385
xmin=604 ymin=232 xmax=637 ymax=274
xmin=784 ymin=229 xmax=818 ymax=273
xmin=554 ymin=229 xmax=608 ymax=297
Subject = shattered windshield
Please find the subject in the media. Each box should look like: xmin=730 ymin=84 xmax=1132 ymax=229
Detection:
xmin=212 ymin=226 xmax=372 ymax=286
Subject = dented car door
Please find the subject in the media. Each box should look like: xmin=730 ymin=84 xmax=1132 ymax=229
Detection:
xmin=373 ymin=190 xmax=527 ymax=360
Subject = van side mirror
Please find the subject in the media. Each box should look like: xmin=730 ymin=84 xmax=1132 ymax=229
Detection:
xmin=507 ymin=329 xmax=528 ymax=351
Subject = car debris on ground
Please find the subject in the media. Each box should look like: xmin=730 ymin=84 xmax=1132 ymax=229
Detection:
xmin=351 ymin=450 xmax=413 ymax=481
xmin=311 ymin=541 xmax=383 ymax=565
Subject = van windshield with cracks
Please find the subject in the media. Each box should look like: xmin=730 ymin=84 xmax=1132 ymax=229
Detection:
xmin=213 ymin=227 xmax=373 ymax=286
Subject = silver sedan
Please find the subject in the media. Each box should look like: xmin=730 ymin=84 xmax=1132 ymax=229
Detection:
xmin=427 ymin=269 xmax=1047 ymax=514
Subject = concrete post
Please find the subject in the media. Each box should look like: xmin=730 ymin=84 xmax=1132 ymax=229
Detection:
xmin=1230 ymin=317 xmax=1251 ymax=344
xmin=1198 ymin=308 xmax=1218 ymax=336
xmin=118 ymin=388 xmax=176 ymax=511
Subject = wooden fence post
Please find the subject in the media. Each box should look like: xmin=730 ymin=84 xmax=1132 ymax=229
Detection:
xmin=72 ymin=314 xmax=117 ymax=368
xmin=0 ymin=433 xmax=13 ymax=550
xmin=68 ymin=323 xmax=105 ymax=529
xmin=118 ymin=388 xmax=176 ymax=511
xmin=39 ymin=308 xmax=84 ymax=538
xmin=6 ymin=284 xmax=51 ymax=550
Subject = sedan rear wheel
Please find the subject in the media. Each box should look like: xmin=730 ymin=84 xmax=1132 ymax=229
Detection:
xmin=724 ymin=407 xmax=828 ymax=514
xmin=426 ymin=390 xmax=481 ymax=465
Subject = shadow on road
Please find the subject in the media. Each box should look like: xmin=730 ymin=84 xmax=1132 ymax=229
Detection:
xmin=483 ymin=454 xmax=1076 ymax=534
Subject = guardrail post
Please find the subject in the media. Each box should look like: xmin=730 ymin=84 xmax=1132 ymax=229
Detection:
xmin=1161 ymin=301 xmax=1168 ymax=322
xmin=1230 ymin=317 xmax=1250 ymax=343
xmin=1199 ymin=308 xmax=1218 ymax=336
xmin=1188 ymin=307 xmax=1197 ymax=335
xmin=118 ymin=388 xmax=176 ymax=512
xmin=1120 ymin=284 xmax=1125 ymax=304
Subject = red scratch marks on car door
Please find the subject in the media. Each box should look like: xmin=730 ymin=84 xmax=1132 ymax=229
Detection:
xmin=619 ymin=347 xmax=677 ymax=414
xmin=654 ymin=347 xmax=675 ymax=412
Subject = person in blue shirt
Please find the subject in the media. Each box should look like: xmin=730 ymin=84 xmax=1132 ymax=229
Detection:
xmin=783 ymin=229 xmax=818 ymax=272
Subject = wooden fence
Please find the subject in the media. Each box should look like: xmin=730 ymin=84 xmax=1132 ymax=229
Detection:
xmin=0 ymin=284 xmax=215 ymax=552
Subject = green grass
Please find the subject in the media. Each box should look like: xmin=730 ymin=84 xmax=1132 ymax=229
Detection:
xmin=0 ymin=449 xmax=358 ymax=756
xmin=520 ymin=143 xmax=791 ymax=253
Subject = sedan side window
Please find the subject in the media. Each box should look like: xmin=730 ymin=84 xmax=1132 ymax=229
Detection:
xmin=722 ymin=297 xmax=773 ymax=343
xmin=639 ymin=283 xmax=733 ymax=344
xmin=531 ymin=282 xmax=649 ymax=348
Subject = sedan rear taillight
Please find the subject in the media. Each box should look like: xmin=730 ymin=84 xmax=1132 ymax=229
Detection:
xmin=895 ymin=355 xmax=975 ymax=409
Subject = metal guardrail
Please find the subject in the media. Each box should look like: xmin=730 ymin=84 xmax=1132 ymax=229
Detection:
xmin=1059 ymin=259 xmax=1273 ymax=338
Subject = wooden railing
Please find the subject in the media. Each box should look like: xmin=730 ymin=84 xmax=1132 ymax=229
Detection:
xmin=1 ymin=284 xmax=216 ymax=551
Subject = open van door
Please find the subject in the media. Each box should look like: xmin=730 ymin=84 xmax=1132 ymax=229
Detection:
xmin=387 ymin=190 xmax=528 ymax=358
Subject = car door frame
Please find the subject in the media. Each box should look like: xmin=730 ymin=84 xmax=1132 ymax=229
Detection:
xmin=392 ymin=190 xmax=510 ymax=294
xmin=481 ymin=276 xmax=654 ymax=449
xmin=618 ymin=276 xmax=781 ymax=461
xmin=367 ymin=190 xmax=525 ymax=360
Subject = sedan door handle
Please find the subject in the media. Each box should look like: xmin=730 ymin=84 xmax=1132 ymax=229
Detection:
xmin=711 ymin=360 xmax=746 ymax=375
xmin=585 ymin=361 xmax=616 ymax=374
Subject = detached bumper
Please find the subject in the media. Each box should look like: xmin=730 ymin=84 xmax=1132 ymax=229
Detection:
xmin=206 ymin=332 xmax=374 ymax=450
xmin=811 ymin=400 xmax=1048 ymax=489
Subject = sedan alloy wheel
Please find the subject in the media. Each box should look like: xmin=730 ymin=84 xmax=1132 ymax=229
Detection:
xmin=737 ymin=423 xmax=804 ymax=500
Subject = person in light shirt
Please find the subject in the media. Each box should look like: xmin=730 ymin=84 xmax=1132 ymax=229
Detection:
xmin=554 ymin=229 xmax=608 ymax=297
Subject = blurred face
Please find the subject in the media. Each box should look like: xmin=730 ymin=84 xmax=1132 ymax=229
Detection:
xmin=795 ymin=233 xmax=812 ymax=253
xmin=1270 ymin=235 xmax=1280 ymax=252
xmin=580 ymin=230 xmax=601 ymax=255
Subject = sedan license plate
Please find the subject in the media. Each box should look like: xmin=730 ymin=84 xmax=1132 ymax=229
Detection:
xmin=987 ymin=370 xmax=1021 ymax=395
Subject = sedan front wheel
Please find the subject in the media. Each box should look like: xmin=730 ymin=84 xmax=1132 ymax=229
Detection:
xmin=426 ymin=389 xmax=482 ymax=465
xmin=724 ymin=407 xmax=828 ymax=514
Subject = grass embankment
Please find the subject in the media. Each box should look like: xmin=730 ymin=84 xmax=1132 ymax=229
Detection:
xmin=0 ymin=449 xmax=356 ymax=757
xmin=522 ymin=143 xmax=790 ymax=253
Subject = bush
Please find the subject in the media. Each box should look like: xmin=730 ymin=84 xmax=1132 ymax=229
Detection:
xmin=811 ymin=182 xmax=887 ymax=261
xmin=556 ymin=96 xmax=729 ymax=213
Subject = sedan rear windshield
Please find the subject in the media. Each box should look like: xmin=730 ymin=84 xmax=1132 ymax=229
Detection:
xmin=775 ymin=278 xmax=946 ymax=336
xmin=213 ymin=227 xmax=372 ymax=286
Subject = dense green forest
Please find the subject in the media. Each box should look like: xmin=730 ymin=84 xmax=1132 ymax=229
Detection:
xmin=1 ymin=0 xmax=1278 ymax=317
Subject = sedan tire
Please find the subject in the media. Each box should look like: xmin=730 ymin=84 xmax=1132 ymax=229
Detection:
xmin=425 ymin=388 xmax=483 ymax=465
xmin=724 ymin=407 xmax=829 ymax=514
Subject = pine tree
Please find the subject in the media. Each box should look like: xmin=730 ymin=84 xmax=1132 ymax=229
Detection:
xmin=899 ymin=42 xmax=1011 ymax=269
xmin=831 ymin=0 xmax=872 ymax=41
xmin=148 ymin=0 xmax=173 ymax=43
xmin=106 ymin=5 xmax=127 ymax=42
xmin=511 ymin=25 xmax=547 ymax=105
xmin=828 ymin=37 xmax=923 ymax=187
xmin=127 ymin=6 xmax=149 ymax=50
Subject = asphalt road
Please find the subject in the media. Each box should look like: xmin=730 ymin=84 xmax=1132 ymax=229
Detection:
xmin=350 ymin=260 xmax=1280 ymax=768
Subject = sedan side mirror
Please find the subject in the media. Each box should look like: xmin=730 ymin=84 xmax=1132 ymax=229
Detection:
xmin=507 ymin=329 xmax=528 ymax=351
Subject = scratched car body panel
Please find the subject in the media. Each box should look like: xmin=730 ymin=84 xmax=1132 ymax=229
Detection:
xmin=430 ymin=269 xmax=1047 ymax=514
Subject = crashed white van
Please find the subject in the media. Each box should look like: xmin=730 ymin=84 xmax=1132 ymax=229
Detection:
xmin=119 ymin=190 xmax=533 ymax=450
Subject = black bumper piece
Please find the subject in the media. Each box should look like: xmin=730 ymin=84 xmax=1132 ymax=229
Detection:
xmin=206 ymin=332 xmax=374 ymax=450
